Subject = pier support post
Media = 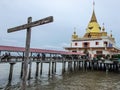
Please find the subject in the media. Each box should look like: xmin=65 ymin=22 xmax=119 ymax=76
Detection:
xmin=52 ymin=62 xmax=54 ymax=74
xmin=55 ymin=62 xmax=56 ymax=72
xmin=82 ymin=60 xmax=85 ymax=71
xmin=78 ymin=61 xmax=81 ymax=70
xmin=96 ymin=61 xmax=99 ymax=70
xmin=62 ymin=59 xmax=66 ymax=73
xmin=48 ymin=54 xmax=51 ymax=76
xmin=77 ymin=61 xmax=79 ymax=70
xmin=20 ymin=52 xmax=24 ymax=78
xmin=74 ymin=61 xmax=76 ymax=71
xmin=109 ymin=64 xmax=112 ymax=71
xmin=48 ymin=60 xmax=52 ymax=76
xmin=35 ymin=62 xmax=40 ymax=77
xmin=8 ymin=62 xmax=16 ymax=84
xmin=68 ymin=61 xmax=72 ymax=72
xmin=40 ymin=62 xmax=43 ymax=75
xmin=104 ymin=63 xmax=106 ymax=71
xmin=88 ymin=60 xmax=91 ymax=69
xmin=116 ymin=63 xmax=119 ymax=72
xmin=118 ymin=64 xmax=120 ymax=73
xmin=106 ymin=64 xmax=109 ymax=74
xmin=85 ymin=60 xmax=87 ymax=71
xmin=20 ymin=62 xmax=24 ymax=78
xmin=71 ymin=61 xmax=73 ymax=71
xmin=99 ymin=63 xmax=102 ymax=70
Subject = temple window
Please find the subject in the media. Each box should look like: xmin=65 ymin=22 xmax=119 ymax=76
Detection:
xmin=96 ymin=42 xmax=99 ymax=45
xmin=104 ymin=41 xmax=108 ymax=47
xmin=83 ymin=42 xmax=89 ymax=48
xmin=75 ymin=42 xmax=78 ymax=46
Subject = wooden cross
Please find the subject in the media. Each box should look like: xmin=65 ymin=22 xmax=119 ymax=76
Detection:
xmin=7 ymin=16 xmax=53 ymax=89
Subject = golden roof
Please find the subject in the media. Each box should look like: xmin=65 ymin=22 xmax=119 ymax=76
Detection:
xmin=86 ymin=10 xmax=101 ymax=33
xmin=71 ymin=7 xmax=114 ymax=42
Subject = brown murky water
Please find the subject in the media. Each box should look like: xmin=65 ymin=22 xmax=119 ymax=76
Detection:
xmin=25 ymin=71 xmax=120 ymax=90
xmin=0 ymin=63 xmax=120 ymax=90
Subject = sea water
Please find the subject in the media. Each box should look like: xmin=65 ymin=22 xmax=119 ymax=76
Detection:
xmin=0 ymin=62 xmax=120 ymax=90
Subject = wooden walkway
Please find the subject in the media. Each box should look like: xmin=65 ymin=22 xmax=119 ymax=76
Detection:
xmin=0 ymin=45 xmax=120 ymax=89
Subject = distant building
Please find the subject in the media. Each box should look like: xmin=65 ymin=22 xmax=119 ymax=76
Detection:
xmin=65 ymin=6 xmax=120 ymax=59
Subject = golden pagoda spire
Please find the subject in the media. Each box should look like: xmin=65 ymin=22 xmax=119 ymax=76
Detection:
xmin=83 ymin=1 xmax=102 ymax=38
xmin=90 ymin=1 xmax=97 ymax=23
xmin=90 ymin=10 xmax=97 ymax=23
xmin=85 ymin=1 xmax=101 ymax=33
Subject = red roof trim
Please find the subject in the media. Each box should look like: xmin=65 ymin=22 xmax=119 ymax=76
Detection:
xmin=0 ymin=45 xmax=84 ymax=55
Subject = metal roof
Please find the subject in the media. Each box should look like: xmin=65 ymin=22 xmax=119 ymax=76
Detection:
xmin=0 ymin=45 xmax=84 ymax=55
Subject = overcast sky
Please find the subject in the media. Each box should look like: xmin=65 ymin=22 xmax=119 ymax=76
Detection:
xmin=0 ymin=0 xmax=120 ymax=50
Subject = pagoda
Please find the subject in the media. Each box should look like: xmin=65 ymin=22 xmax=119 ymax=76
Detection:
xmin=65 ymin=4 xmax=120 ymax=59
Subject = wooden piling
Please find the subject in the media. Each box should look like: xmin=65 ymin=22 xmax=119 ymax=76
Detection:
xmin=104 ymin=63 xmax=106 ymax=71
xmin=85 ymin=60 xmax=88 ymax=71
xmin=109 ymin=64 xmax=112 ymax=71
xmin=106 ymin=64 xmax=109 ymax=74
xmin=96 ymin=61 xmax=99 ymax=70
xmin=68 ymin=61 xmax=70 ymax=71
xmin=35 ymin=62 xmax=40 ymax=77
xmin=82 ymin=60 xmax=85 ymax=71
xmin=54 ymin=62 xmax=56 ymax=72
xmin=99 ymin=63 xmax=102 ymax=70
xmin=77 ymin=61 xmax=79 ymax=70
xmin=74 ymin=61 xmax=76 ymax=71
xmin=70 ymin=61 xmax=72 ymax=71
xmin=20 ymin=62 xmax=24 ymax=78
xmin=78 ymin=61 xmax=81 ymax=70
xmin=48 ymin=60 xmax=52 ymax=76
xmin=40 ymin=62 xmax=43 ymax=75
xmin=8 ymin=62 xmax=16 ymax=83
xmin=20 ymin=52 xmax=24 ymax=78
xmin=62 ymin=60 xmax=66 ymax=73
xmin=52 ymin=62 xmax=54 ymax=74
xmin=88 ymin=61 xmax=91 ymax=69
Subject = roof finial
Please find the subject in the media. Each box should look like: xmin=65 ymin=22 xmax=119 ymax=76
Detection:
xmin=93 ymin=0 xmax=95 ymax=9
xmin=102 ymin=23 xmax=105 ymax=31
xmin=74 ymin=27 xmax=76 ymax=34
xmin=110 ymin=30 xmax=112 ymax=37
xmin=74 ymin=27 xmax=76 ymax=31
xmin=89 ymin=1 xmax=97 ymax=23
xmin=110 ymin=30 xmax=112 ymax=33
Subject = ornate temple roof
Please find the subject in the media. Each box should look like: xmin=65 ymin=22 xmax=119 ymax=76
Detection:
xmin=71 ymin=3 xmax=115 ymax=43
xmin=86 ymin=9 xmax=101 ymax=33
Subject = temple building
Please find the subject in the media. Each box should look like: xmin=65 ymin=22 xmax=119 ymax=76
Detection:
xmin=65 ymin=6 xmax=120 ymax=59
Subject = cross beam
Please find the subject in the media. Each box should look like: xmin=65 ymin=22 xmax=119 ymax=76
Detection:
xmin=8 ymin=16 xmax=53 ymax=33
xmin=7 ymin=16 xmax=53 ymax=90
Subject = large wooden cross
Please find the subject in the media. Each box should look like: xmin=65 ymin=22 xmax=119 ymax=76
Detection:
xmin=7 ymin=16 xmax=53 ymax=89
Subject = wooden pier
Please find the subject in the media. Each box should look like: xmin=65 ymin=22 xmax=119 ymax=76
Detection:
xmin=0 ymin=56 xmax=120 ymax=84
xmin=0 ymin=45 xmax=120 ymax=88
